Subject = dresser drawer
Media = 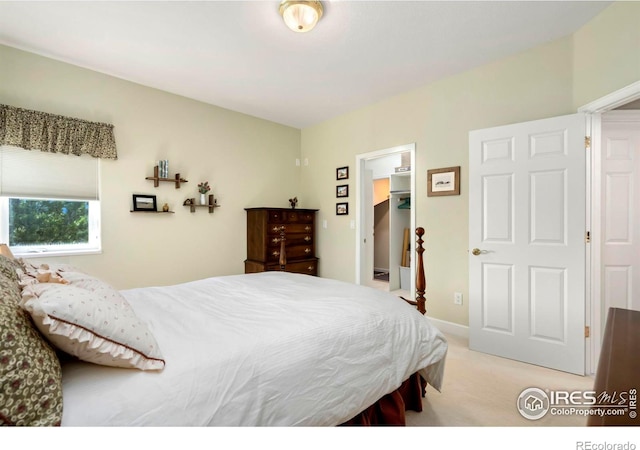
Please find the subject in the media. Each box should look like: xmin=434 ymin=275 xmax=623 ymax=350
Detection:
xmin=285 ymin=259 xmax=318 ymax=276
xmin=267 ymin=223 xmax=313 ymax=235
xmin=266 ymin=244 xmax=314 ymax=262
xmin=267 ymin=233 xmax=313 ymax=247
xmin=282 ymin=210 xmax=314 ymax=223
xmin=265 ymin=259 xmax=318 ymax=276
xmin=268 ymin=210 xmax=315 ymax=224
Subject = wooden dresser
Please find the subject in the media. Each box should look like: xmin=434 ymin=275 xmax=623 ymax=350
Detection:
xmin=244 ymin=207 xmax=318 ymax=276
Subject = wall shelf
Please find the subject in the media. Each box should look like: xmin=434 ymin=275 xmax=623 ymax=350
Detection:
xmin=145 ymin=165 xmax=188 ymax=188
xmin=184 ymin=194 xmax=219 ymax=213
xmin=130 ymin=210 xmax=175 ymax=214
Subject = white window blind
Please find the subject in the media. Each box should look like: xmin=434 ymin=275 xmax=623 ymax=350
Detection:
xmin=0 ymin=145 xmax=99 ymax=200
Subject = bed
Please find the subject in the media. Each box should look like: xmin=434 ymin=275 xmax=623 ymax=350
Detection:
xmin=0 ymin=229 xmax=447 ymax=426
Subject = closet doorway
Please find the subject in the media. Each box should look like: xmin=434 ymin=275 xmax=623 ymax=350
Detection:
xmin=355 ymin=143 xmax=415 ymax=296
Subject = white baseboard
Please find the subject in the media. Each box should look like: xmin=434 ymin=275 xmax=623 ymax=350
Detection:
xmin=426 ymin=316 xmax=468 ymax=339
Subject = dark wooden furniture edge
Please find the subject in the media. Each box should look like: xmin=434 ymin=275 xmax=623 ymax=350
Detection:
xmin=587 ymin=307 xmax=640 ymax=426
xmin=245 ymin=207 xmax=319 ymax=277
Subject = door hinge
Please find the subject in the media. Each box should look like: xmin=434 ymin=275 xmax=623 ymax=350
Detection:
xmin=585 ymin=136 xmax=591 ymax=149
xmin=585 ymin=326 xmax=590 ymax=338
xmin=585 ymin=231 xmax=591 ymax=243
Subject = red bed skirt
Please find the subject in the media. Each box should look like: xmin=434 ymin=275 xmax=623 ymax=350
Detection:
xmin=340 ymin=373 xmax=425 ymax=426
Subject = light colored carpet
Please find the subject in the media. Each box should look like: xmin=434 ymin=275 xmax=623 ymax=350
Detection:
xmin=406 ymin=332 xmax=594 ymax=427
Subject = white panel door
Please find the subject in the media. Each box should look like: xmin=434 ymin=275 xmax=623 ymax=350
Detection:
xmin=601 ymin=117 xmax=640 ymax=320
xmin=469 ymin=113 xmax=586 ymax=375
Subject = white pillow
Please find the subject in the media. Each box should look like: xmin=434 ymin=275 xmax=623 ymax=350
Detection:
xmin=20 ymin=282 xmax=165 ymax=371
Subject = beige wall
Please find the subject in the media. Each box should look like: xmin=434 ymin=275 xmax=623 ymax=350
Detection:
xmin=1 ymin=3 xmax=638 ymax=326
xmin=301 ymin=2 xmax=640 ymax=327
xmin=572 ymin=2 xmax=640 ymax=109
xmin=0 ymin=44 xmax=301 ymax=289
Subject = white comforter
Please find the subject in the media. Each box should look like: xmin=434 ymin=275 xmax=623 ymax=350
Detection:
xmin=61 ymin=272 xmax=447 ymax=426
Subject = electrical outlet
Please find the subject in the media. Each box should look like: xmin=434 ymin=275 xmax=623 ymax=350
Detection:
xmin=295 ymin=158 xmax=300 ymax=166
xmin=454 ymin=292 xmax=463 ymax=305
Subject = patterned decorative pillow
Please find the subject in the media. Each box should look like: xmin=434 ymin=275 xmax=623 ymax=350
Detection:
xmin=20 ymin=282 xmax=165 ymax=371
xmin=0 ymin=302 xmax=63 ymax=426
xmin=0 ymin=254 xmax=21 ymax=288
xmin=0 ymin=271 xmax=22 ymax=307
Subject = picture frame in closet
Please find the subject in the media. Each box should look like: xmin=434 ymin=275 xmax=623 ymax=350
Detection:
xmin=336 ymin=185 xmax=348 ymax=198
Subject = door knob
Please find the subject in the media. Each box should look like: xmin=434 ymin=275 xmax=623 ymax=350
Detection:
xmin=472 ymin=248 xmax=483 ymax=256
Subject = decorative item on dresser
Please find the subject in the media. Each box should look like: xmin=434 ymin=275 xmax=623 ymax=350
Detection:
xmin=245 ymin=207 xmax=318 ymax=276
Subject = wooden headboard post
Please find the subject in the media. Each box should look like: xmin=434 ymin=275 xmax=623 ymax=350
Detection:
xmin=279 ymin=227 xmax=287 ymax=270
xmin=415 ymin=227 xmax=426 ymax=315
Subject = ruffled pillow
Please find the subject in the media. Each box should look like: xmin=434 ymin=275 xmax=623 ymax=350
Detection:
xmin=20 ymin=281 xmax=165 ymax=371
xmin=16 ymin=260 xmax=71 ymax=288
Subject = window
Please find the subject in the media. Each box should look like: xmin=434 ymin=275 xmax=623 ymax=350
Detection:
xmin=0 ymin=146 xmax=101 ymax=257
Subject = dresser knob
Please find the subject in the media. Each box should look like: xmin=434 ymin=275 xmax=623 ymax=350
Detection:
xmin=304 ymin=236 xmax=311 ymax=242
xmin=272 ymin=251 xmax=280 ymax=257
xmin=308 ymin=266 xmax=313 ymax=271
xmin=305 ymin=226 xmax=311 ymax=231
xmin=272 ymin=237 xmax=280 ymax=244
xmin=305 ymin=248 xmax=311 ymax=254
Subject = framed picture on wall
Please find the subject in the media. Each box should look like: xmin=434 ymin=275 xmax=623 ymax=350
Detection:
xmin=336 ymin=166 xmax=349 ymax=180
xmin=336 ymin=202 xmax=348 ymax=215
xmin=336 ymin=184 xmax=349 ymax=198
xmin=427 ymin=166 xmax=460 ymax=196
xmin=132 ymin=194 xmax=157 ymax=211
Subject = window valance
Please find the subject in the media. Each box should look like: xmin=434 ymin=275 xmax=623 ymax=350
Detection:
xmin=0 ymin=104 xmax=117 ymax=160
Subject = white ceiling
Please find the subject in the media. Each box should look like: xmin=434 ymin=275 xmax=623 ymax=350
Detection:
xmin=0 ymin=1 xmax=612 ymax=129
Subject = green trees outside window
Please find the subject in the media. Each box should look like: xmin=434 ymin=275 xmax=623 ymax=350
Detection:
xmin=9 ymin=198 xmax=89 ymax=246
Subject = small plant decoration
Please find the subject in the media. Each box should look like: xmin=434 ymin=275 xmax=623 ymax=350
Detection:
xmin=289 ymin=197 xmax=298 ymax=209
xmin=198 ymin=181 xmax=211 ymax=194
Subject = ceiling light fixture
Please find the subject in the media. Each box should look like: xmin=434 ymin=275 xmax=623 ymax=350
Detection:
xmin=279 ymin=1 xmax=323 ymax=33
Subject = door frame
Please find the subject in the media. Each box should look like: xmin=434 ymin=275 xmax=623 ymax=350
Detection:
xmin=579 ymin=80 xmax=640 ymax=374
xmin=355 ymin=143 xmax=416 ymax=294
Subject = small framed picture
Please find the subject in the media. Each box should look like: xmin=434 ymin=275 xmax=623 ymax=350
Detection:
xmin=336 ymin=166 xmax=349 ymax=180
xmin=132 ymin=194 xmax=157 ymax=211
xmin=427 ymin=166 xmax=461 ymax=197
xmin=336 ymin=202 xmax=349 ymax=215
xmin=336 ymin=184 xmax=349 ymax=198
